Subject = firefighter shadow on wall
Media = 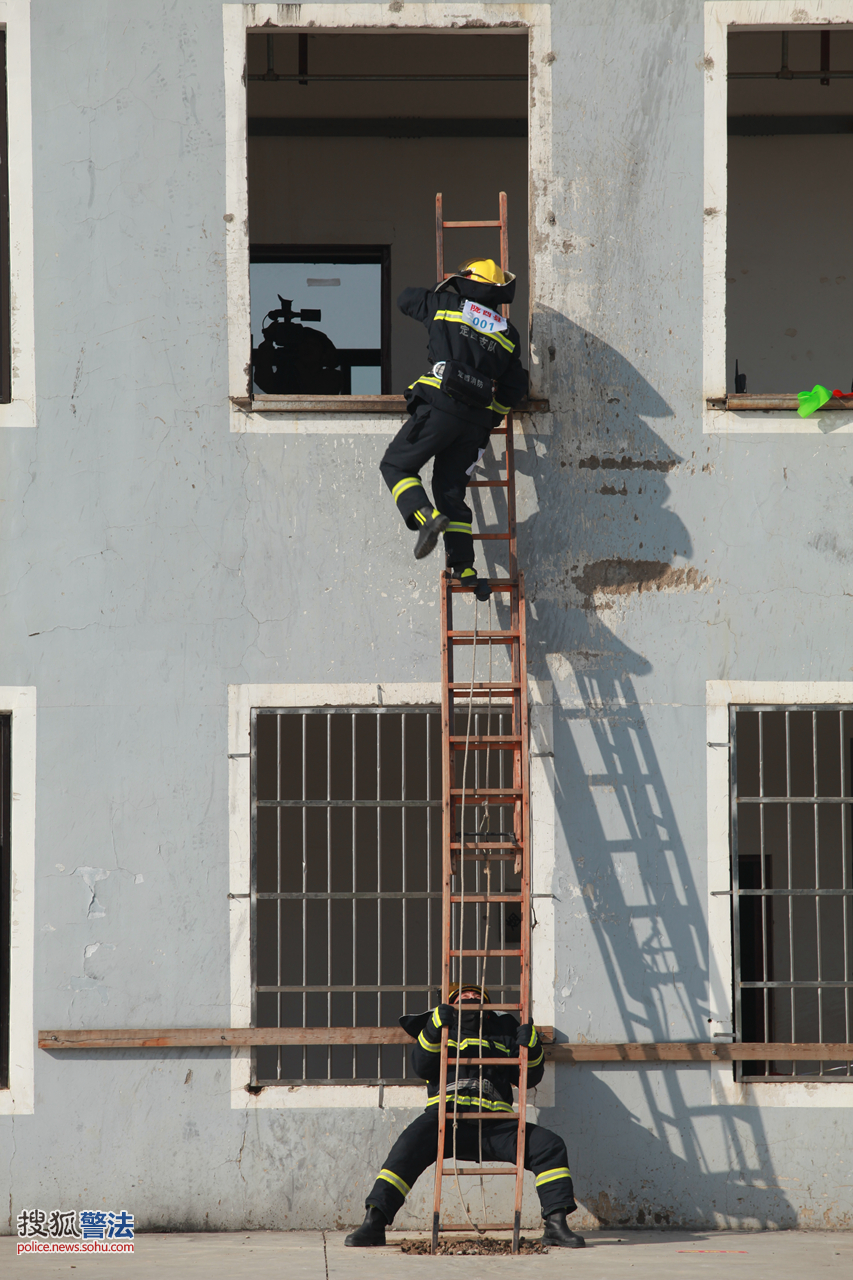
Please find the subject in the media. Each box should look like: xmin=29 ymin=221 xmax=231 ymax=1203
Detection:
xmin=470 ymin=312 xmax=796 ymax=1228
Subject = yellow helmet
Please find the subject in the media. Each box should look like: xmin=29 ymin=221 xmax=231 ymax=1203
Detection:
xmin=448 ymin=982 xmax=491 ymax=1004
xmin=458 ymin=258 xmax=506 ymax=287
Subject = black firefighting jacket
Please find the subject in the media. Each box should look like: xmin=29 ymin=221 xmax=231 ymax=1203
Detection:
xmin=398 ymin=274 xmax=528 ymax=433
xmin=400 ymin=1005 xmax=545 ymax=1114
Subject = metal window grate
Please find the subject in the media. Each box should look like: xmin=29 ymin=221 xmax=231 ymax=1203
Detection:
xmin=250 ymin=705 xmax=520 ymax=1085
xmin=251 ymin=707 xmax=444 ymax=1085
xmin=0 ymin=714 xmax=10 ymax=1089
xmin=731 ymin=706 xmax=853 ymax=1081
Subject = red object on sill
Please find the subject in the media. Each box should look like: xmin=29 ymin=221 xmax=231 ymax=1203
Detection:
xmin=832 ymin=390 xmax=853 ymax=400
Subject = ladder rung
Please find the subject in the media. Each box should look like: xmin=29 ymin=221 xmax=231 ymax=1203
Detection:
xmin=441 ymin=219 xmax=503 ymax=229
xmin=454 ymin=852 xmax=519 ymax=861
xmin=448 ymin=681 xmax=521 ymax=690
xmin=450 ymin=840 xmax=518 ymax=848
xmin=448 ymin=580 xmax=517 ymax=593
xmin=439 ymin=1223 xmax=517 ymax=1231
xmin=449 ymin=894 xmax=522 ymax=901
xmin=450 ymin=949 xmax=522 ymax=958
xmin=450 ymin=787 xmax=522 ymax=797
xmin=473 ymin=1004 xmax=522 ymax=1011
xmin=448 ymin=736 xmax=522 ymax=748
xmin=444 ymin=1057 xmax=520 ymax=1066
xmin=442 ymin=1168 xmax=517 ymax=1176
xmin=447 ymin=631 xmax=519 ymax=641
xmin=441 ymin=1114 xmax=518 ymax=1123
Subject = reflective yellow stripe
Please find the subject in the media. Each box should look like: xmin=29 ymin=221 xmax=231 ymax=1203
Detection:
xmin=434 ymin=310 xmax=516 ymax=353
xmin=414 ymin=510 xmax=426 ymax=525
xmin=378 ymin=1168 xmax=411 ymax=1197
xmin=535 ymin=1167 xmax=571 ymax=1187
xmin=392 ymin=476 xmax=422 ymax=503
xmin=445 ymin=521 xmax=472 ymax=535
xmin=491 ymin=399 xmax=511 ymax=414
xmin=528 ymin=1048 xmax=544 ymax=1068
xmin=418 ymin=1030 xmax=442 ymax=1052
xmin=431 ymin=1007 xmax=443 ymax=1030
xmin=426 ymin=1093 xmax=515 ymax=1113
xmin=409 ymin=375 xmax=442 ymax=391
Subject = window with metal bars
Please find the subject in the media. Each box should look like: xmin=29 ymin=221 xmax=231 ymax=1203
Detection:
xmin=0 ymin=714 xmax=11 ymax=1089
xmin=731 ymin=706 xmax=853 ymax=1080
xmin=250 ymin=705 xmax=521 ymax=1085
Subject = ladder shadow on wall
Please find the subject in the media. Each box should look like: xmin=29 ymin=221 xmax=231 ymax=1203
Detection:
xmin=474 ymin=312 xmax=795 ymax=1230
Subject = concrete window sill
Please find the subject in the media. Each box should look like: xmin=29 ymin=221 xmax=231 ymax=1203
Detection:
xmin=231 ymin=395 xmax=550 ymax=414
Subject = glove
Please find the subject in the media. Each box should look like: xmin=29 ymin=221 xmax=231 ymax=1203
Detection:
xmin=514 ymin=1022 xmax=538 ymax=1049
xmin=434 ymin=1004 xmax=456 ymax=1028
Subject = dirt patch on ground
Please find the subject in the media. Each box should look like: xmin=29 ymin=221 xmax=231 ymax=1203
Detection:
xmin=399 ymin=1236 xmax=547 ymax=1255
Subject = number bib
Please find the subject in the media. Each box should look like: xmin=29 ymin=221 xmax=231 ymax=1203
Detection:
xmin=461 ymin=299 xmax=508 ymax=334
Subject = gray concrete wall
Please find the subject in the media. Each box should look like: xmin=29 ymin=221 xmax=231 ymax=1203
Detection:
xmin=0 ymin=0 xmax=851 ymax=1236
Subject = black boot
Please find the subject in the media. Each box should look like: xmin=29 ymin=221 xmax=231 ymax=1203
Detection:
xmin=414 ymin=509 xmax=450 ymax=560
xmin=344 ymin=1205 xmax=388 ymax=1247
xmin=453 ymin=566 xmax=491 ymax=601
xmin=541 ymin=1210 xmax=585 ymax=1248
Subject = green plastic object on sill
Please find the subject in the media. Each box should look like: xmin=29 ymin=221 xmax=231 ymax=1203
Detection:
xmin=797 ymin=384 xmax=833 ymax=417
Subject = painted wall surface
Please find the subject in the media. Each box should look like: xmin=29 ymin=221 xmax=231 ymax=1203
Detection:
xmin=0 ymin=0 xmax=851 ymax=1236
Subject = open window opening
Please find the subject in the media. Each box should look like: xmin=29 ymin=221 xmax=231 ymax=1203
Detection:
xmin=727 ymin=28 xmax=853 ymax=404
xmin=251 ymin=706 xmax=521 ymax=1086
xmin=731 ymin=706 xmax=853 ymax=1081
xmin=245 ymin=29 xmax=529 ymax=406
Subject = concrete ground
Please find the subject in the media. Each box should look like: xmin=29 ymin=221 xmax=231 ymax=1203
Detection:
xmin=3 ymin=1229 xmax=852 ymax=1278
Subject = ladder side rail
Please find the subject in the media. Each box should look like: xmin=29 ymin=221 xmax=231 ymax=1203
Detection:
xmin=433 ymin=573 xmax=453 ymax=1252
xmin=436 ymin=193 xmax=445 ymax=283
xmin=512 ymin=572 xmax=532 ymax=1250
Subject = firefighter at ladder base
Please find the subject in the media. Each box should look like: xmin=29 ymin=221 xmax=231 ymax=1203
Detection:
xmin=379 ymin=259 xmax=528 ymax=601
xmin=345 ymin=985 xmax=585 ymax=1249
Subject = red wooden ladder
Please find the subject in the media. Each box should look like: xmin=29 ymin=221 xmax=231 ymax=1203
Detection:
xmin=431 ymin=192 xmax=532 ymax=1255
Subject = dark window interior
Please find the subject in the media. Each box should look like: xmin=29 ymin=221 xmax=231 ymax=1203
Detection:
xmin=727 ymin=30 xmax=853 ymax=395
xmin=0 ymin=32 xmax=10 ymax=405
xmin=245 ymin=30 xmax=529 ymax=399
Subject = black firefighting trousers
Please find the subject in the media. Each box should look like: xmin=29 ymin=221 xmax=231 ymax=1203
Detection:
xmin=379 ymin=404 xmax=486 ymax=570
xmin=364 ymin=1111 xmax=577 ymax=1222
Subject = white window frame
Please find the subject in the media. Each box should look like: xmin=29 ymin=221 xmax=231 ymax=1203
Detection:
xmin=228 ymin=680 xmax=555 ymax=1109
xmin=0 ymin=0 xmax=35 ymax=429
xmin=707 ymin=680 xmax=853 ymax=1107
xmin=704 ymin=2 xmax=853 ymax=436
xmin=0 ymin=687 xmax=36 ymax=1115
xmin=222 ymin=2 xmax=554 ymax=436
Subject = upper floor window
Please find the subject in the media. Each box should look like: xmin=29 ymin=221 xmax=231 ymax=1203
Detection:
xmin=727 ymin=28 xmax=853 ymax=402
xmin=242 ymin=27 xmax=529 ymax=405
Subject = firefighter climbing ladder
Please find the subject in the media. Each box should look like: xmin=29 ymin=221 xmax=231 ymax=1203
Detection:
xmin=431 ymin=193 xmax=532 ymax=1255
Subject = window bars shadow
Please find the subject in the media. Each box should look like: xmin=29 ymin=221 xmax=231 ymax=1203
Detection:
xmin=731 ymin=706 xmax=853 ymax=1081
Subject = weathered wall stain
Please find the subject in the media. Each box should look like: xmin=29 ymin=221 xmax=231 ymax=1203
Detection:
xmin=571 ymin=560 xmax=711 ymax=609
xmin=578 ymin=455 xmax=677 ymax=473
